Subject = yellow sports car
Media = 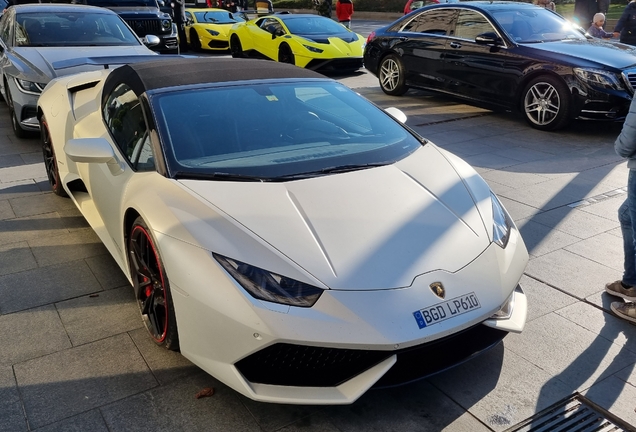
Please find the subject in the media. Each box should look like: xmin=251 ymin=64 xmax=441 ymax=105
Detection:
xmin=185 ymin=8 xmax=247 ymax=51
xmin=229 ymin=14 xmax=365 ymax=72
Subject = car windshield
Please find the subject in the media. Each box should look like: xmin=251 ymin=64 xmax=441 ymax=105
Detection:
xmin=282 ymin=16 xmax=349 ymax=34
xmin=153 ymin=81 xmax=422 ymax=181
xmin=84 ymin=0 xmax=157 ymax=7
xmin=492 ymin=7 xmax=586 ymax=43
xmin=193 ymin=10 xmax=244 ymax=23
xmin=16 ymin=12 xmax=140 ymax=47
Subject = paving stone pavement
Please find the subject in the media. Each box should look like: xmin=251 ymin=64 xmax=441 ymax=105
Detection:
xmin=0 ymin=81 xmax=635 ymax=431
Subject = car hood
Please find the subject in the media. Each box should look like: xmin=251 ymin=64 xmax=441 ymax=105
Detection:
xmin=522 ymin=39 xmax=636 ymax=69
xmin=298 ymin=32 xmax=358 ymax=44
xmin=11 ymin=46 xmax=156 ymax=83
xmin=178 ymin=145 xmax=492 ymax=290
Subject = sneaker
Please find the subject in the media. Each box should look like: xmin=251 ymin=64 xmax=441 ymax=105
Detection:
xmin=610 ymin=302 xmax=636 ymax=324
xmin=604 ymin=280 xmax=636 ymax=302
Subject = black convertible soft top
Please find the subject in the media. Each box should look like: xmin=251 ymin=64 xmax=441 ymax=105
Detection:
xmin=102 ymin=57 xmax=325 ymax=100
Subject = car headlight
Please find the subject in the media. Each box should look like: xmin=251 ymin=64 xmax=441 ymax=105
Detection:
xmin=489 ymin=286 xmax=518 ymax=320
xmin=214 ymin=253 xmax=324 ymax=307
xmin=161 ymin=19 xmax=172 ymax=31
xmin=491 ymin=192 xmax=512 ymax=248
xmin=573 ymin=68 xmax=624 ymax=91
xmin=206 ymin=29 xmax=220 ymax=36
xmin=303 ymin=44 xmax=324 ymax=53
xmin=14 ymin=78 xmax=46 ymax=94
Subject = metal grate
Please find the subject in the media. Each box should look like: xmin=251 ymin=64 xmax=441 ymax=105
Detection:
xmin=504 ymin=393 xmax=635 ymax=432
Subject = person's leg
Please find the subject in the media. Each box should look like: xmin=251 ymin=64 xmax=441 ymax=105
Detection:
xmin=606 ymin=169 xmax=636 ymax=300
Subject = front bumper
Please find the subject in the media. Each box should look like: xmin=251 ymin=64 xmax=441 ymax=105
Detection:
xmin=160 ymin=222 xmax=528 ymax=404
xmin=569 ymin=77 xmax=632 ymax=121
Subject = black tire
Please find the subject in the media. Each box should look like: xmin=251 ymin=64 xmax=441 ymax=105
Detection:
xmin=521 ymin=75 xmax=571 ymax=131
xmin=128 ymin=217 xmax=179 ymax=351
xmin=6 ymin=82 xmax=28 ymax=138
xmin=40 ymin=116 xmax=68 ymax=197
xmin=230 ymin=35 xmax=244 ymax=58
xmin=189 ymin=28 xmax=202 ymax=51
xmin=278 ymin=43 xmax=295 ymax=65
xmin=378 ymin=54 xmax=408 ymax=96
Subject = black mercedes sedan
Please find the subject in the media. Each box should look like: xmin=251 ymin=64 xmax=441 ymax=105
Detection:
xmin=364 ymin=1 xmax=636 ymax=131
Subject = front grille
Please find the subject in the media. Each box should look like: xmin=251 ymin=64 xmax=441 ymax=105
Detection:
xmin=235 ymin=324 xmax=507 ymax=388
xmin=236 ymin=343 xmax=391 ymax=387
xmin=622 ymin=69 xmax=636 ymax=95
xmin=306 ymin=57 xmax=363 ymax=72
xmin=207 ymin=40 xmax=229 ymax=49
xmin=124 ymin=19 xmax=165 ymax=37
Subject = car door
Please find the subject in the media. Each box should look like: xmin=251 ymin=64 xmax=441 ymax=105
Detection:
xmin=80 ymin=83 xmax=154 ymax=260
xmin=441 ymin=9 xmax=515 ymax=107
xmin=392 ymin=8 xmax=457 ymax=91
xmin=0 ymin=9 xmax=14 ymax=103
xmin=251 ymin=17 xmax=280 ymax=60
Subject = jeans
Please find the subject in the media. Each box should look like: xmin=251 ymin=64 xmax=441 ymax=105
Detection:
xmin=619 ymin=169 xmax=636 ymax=285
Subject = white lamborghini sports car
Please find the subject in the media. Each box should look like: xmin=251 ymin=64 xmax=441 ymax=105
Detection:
xmin=38 ymin=57 xmax=529 ymax=405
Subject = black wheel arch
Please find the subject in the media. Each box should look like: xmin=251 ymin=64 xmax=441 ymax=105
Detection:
xmin=515 ymin=68 xmax=573 ymax=114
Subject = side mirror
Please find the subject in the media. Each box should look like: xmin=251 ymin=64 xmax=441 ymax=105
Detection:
xmin=384 ymin=107 xmax=407 ymax=124
xmin=65 ymin=138 xmax=116 ymax=164
xmin=65 ymin=138 xmax=124 ymax=175
xmin=157 ymin=0 xmax=165 ymax=5
xmin=142 ymin=34 xmax=161 ymax=47
xmin=475 ymin=31 xmax=502 ymax=45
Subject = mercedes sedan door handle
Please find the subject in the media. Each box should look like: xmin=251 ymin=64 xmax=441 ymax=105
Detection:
xmin=449 ymin=42 xmax=462 ymax=49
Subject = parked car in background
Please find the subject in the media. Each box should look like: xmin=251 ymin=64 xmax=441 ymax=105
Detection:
xmin=229 ymin=14 xmax=365 ymax=72
xmin=365 ymin=1 xmax=636 ymax=131
xmin=0 ymin=3 xmax=159 ymax=137
xmin=72 ymin=0 xmax=178 ymax=53
xmin=403 ymin=0 xmax=458 ymax=15
xmin=184 ymin=7 xmax=246 ymax=51
xmin=38 ymin=56 xmax=528 ymax=404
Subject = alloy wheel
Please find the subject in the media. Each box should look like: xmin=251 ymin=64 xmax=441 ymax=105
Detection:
xmin=129 ymin=224 xmax=169 ymax=344
xmin=380 ymin=58 xmax=400 ymax=92
xmin=524 ymin=81 xmax=560 ymax=126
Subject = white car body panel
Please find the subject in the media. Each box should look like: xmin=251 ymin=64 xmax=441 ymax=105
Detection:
xmin=38 ymin=64 xmax=529 ymax=405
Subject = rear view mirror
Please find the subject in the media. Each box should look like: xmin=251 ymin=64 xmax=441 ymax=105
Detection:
xmin=142 ymin=34 xmax=161 ymax=47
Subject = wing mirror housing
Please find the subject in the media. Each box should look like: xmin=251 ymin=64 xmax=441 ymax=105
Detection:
xmin=142 ymin=34 xmax=161 ymax=47
xmin=475 ymin=32 xmax=502 ymax=45
xmin=384 ymin=107 xmax=407 ymax=124
xmin=65 ymin=138 xmax=124 ymax=175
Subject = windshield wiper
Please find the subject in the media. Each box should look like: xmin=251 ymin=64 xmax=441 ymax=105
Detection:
xmin=276 ymin=162 xmax=389 ymax=180
xmin=174 ymin=171 xmax=264 ymax=182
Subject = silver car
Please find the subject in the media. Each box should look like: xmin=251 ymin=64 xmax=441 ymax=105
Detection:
xmin=0 ymin=3 xmax=160 ymax=137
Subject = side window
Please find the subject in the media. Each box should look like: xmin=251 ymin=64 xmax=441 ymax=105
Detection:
xmin=454 ymin=10 xmax=495 ymax=40
xmin=103 ymin=83 xmax=154 ymax=170
xmin=0 ymin=12 xmax=11 ymax=45
xmin=401 ymin=9 xmax=457 ymax=36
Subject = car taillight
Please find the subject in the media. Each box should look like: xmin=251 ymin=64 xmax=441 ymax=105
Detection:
xmin=367 ymin=31 xmax=376 ymax=44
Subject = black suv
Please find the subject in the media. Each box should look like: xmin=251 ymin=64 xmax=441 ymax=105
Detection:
xmin=75 ymin=0 xmax=179 ymax=53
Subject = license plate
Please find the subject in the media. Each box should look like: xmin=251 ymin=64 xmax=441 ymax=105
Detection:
xmin=413 ymin=292 xmax=481 ymax=329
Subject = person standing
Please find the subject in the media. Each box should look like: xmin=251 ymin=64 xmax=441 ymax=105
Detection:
xmin=614 ymin=0 xmax=636 ymax=45
xmin=172 ymin=0 xmax=188 ymax=53
xmin=573 ymin=0 xmax=598 ymax=28
xmin=598 ymin=0 xmax=610 ymax=14
xmin=605 ymin=97 xmax=636 ymax=324
xmin=588 ymin=12 xmax=614 ymax=38
xmin=336 ymin=0 xmax=353 ymax=28
xmin=536 ymin=0 xmax=555 ymax=12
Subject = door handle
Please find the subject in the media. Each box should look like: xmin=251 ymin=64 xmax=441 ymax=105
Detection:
xmin=399 ymin=36 xmax=408 ymax=41
xmin=449 ymin=42 xmax=461 ymax=49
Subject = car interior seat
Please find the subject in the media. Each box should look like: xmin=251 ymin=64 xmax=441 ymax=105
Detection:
xmin=23 ymin=18 xmax=43 ymax=44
